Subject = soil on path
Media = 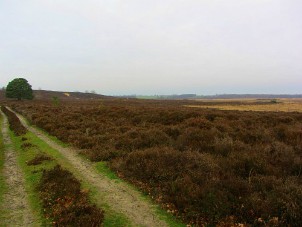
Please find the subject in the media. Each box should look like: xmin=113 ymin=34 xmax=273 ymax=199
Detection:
xmin=0 ymin=110 xmax=37 ymax=226
xmin=15 ymin=111 xmax=169 ymax=227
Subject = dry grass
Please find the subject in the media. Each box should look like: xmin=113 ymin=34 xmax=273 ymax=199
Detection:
xmin=186 ymin=98 xmax=302 ymax=112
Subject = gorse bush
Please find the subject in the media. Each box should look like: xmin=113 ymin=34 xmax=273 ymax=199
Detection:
xmin=9 ymin=99 xmax=302 ymax=226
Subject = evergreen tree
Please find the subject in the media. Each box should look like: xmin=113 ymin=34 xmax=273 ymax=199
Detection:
xmin=6 ymin=78 xmax=33 ymax=100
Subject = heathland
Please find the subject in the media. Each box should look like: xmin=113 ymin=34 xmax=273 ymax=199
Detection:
xmin=3 ymin=97 xmax=301 ymax=226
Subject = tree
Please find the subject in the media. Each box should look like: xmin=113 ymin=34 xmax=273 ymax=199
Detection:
xmin=6 ymin=78 xmax=33 ymax=100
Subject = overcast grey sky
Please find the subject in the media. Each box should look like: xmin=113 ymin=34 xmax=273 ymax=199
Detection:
xmin=0 ymin=0 xmax=301 ymax=95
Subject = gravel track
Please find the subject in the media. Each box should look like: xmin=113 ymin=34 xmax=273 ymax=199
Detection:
xmin=0 ymin=110 xmax=37 ymax=226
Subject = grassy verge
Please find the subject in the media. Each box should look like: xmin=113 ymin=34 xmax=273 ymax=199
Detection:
xmin=10 ymin=131 xmax=57 ymax=226
xmin=11 ymin=130 xmax=131 ymax=227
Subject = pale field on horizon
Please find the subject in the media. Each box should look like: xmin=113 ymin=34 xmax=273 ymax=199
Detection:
xmin=185 ymin=98 xmax=302 ymax=113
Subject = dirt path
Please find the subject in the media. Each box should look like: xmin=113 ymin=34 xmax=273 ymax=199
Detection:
xmin=0 ymin=110 xmax=37 ymax=226
xmin=15 ymin=111 xmax=168 ymax=227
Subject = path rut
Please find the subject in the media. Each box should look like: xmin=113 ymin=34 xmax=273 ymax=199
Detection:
xmin=0 ymin=110 xmax=37 ymax=226
xmin=15 ymin=110 xmax=168 ymax=227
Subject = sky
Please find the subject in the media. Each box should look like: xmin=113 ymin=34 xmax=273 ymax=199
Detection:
xmin=0 ymin=0 xmax=301 ymax=95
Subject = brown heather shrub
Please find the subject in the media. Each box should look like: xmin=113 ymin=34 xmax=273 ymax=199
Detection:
xmin=246 ymin=176 xmax=302 ymax=226
xmin=39 ymin=165 xmax=104 ymax=226
xmin=111 ymin=147 xmax=255 ymax=224
xmin=112 ymin=147 xmax=302 ymax=226
xmin=80 ymin=146 xmax=124 ymax=161
xmin=176 ymin=127 xmax=220 ymax=152
xmin=115 ymin=128 xmax=171 ymax=152
xmin=183 ymin=117 xmax=213 ymax=129
xmin=1 ymin=106 xmax=27 ymax=136
xmin=111 ymin=147 xmax=225 ymax=223
xmin=21 ymin=142 xmax=34 ymax=149
xmin=27 ymin=154 xmax=52 ymax=166
xmin=163 ymin=126 xmax=181 ymax=140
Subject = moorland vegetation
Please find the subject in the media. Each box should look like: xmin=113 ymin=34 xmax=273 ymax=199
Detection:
xmin=8 ymin=99 xmax=302 ymax=226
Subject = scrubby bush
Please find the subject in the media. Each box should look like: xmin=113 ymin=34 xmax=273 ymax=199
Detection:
xmin=1 ymin=106 xmax=27 ymax=135
xmin=39 ymin=165 xmax=104 ymax=226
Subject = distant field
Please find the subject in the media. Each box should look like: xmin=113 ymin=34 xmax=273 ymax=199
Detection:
xmin=186 ymin=98 xmax=302 ymax=112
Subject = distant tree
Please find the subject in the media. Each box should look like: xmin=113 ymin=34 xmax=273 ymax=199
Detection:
xmin=6 ymin=78 xmax=33 ymax=100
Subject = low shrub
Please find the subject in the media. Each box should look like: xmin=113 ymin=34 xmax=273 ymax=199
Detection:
xmin=1 ymin=106 xmax=27 ymax=136
xmin=111 ymin=147 xmax=302 ymax=226
xmin=38 ymin=165 xmax=104 ymax=226
xmin=27 ymin=154 xmax=52 ymax=166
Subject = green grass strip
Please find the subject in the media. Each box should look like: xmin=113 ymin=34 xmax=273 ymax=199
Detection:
xmin=10 ymin=131 xmax=54 ymax=226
